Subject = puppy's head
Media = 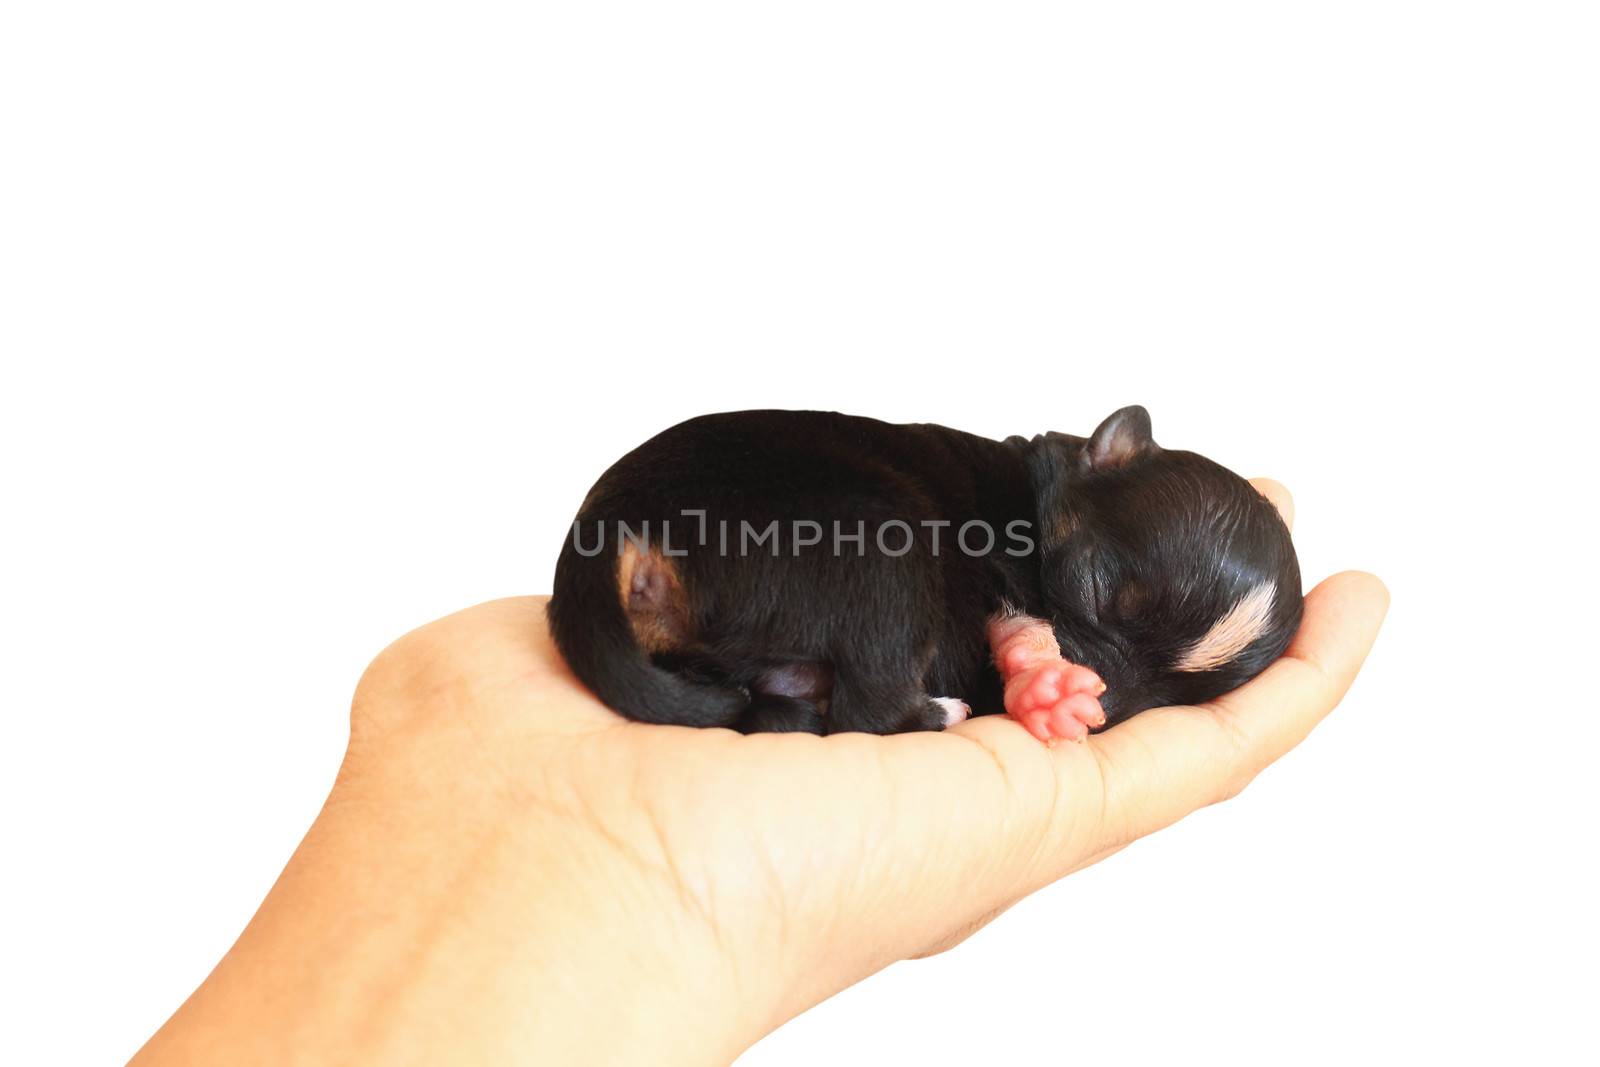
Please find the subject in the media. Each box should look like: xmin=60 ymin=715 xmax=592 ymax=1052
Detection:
xmin=1026 ymin=406 xmax=1303 ymax=724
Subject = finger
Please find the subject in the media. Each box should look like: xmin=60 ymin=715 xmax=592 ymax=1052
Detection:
xmin=1091 ymin=570 xmax=1388 ymax=848
xmin=927 ymin=570 xmax=1384 ymax=897
xmin=1249 ymin=477 xmax=1294 ymax=530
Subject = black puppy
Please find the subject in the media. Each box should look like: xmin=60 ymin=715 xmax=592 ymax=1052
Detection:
xmin=547 ymin=407 xmax=1301 ymax=740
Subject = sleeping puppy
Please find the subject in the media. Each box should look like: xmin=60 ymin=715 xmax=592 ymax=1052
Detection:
xmin=547 ymin=407 xmax=1301 ymax=741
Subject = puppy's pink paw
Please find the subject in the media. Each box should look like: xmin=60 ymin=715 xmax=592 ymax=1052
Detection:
xmin=1004 ymin=660 xmax=1107 ymax=743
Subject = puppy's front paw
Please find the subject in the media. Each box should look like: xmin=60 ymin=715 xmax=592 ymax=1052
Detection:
xmin=1003 ymin=661 xmax=1106 ymax=743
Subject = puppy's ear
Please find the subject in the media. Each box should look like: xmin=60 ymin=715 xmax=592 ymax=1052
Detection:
xmin=1083 ymin=405 xmax=1157 ymax=472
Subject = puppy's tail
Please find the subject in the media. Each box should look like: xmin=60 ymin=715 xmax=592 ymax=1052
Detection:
xmin=547 ymin=532 xmax=746 ymax=728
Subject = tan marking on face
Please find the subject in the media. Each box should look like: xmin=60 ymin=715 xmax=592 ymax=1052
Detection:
xmin=1174 ymin=581 xmax=1277 ymax=672
xmin=617 ymin=542 xmax=691 ymax=654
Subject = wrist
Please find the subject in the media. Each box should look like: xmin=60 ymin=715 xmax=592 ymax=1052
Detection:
xmin=134 ymin=738 xmax=752 ymax=1066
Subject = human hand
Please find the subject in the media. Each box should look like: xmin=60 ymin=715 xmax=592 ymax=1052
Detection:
xmin=133 ymin=481 xmax=1387 ymax=1067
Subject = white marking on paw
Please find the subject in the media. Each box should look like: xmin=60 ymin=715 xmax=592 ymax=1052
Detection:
xmin=1174 ymin=581 xmax=1277 ymax=672
xmin=932 ymin=696 xmax=970 ymax=726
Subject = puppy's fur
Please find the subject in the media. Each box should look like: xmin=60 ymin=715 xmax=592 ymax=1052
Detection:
xmin=548 ymin=407 xmax=1302 ymax=735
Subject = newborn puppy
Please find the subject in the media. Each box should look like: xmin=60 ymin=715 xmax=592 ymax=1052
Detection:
xmin=548 ymin=407 xmax=1301 ymax=741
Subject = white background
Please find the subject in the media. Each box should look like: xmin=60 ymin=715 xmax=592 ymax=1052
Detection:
xmin=3 ymin=3 xmax=1595 ymax=1064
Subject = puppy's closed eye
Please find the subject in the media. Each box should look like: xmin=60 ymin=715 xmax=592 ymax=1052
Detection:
xmin=1111 ymin=580 xmax=1149 ymax=619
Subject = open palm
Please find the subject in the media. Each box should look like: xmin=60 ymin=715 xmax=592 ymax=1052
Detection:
xmin=326 ymin=481 xmax=1386 ymax=1059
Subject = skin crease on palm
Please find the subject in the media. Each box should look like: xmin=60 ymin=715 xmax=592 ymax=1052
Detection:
xmin=131 ymin=480 xmax=1388 ymax=1067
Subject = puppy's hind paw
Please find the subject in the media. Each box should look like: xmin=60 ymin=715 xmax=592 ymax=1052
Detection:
xmin=931 ymin=696 xmax=971 ymax=728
